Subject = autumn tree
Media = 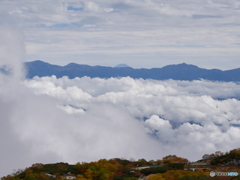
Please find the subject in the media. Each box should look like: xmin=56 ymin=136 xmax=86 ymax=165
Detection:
xmin=149 ymin=173 xmax=165 ymax=180
xmin=83 ymin=169 xmax=93 ymax=179
xmin=76 ymin=174 xmax=88 ymax=180
xmin=161 ymin=170 xmax=208 ymax=180
xmin=31 ymin=163 xmax=43 ymax=170
xmin=162 ymin=155 xmax=188 ymax=166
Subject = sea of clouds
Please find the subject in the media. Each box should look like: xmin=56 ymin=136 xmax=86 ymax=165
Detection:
xmin=1 ymin=27 xmax=240 ymax=177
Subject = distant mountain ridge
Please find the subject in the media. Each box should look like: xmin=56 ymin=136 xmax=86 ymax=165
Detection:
xmin=24 ymin=60 xmax=240 ymax=82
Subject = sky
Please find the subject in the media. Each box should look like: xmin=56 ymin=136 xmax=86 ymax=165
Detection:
xmin=0 ymin=0 xmax=240 ymax=69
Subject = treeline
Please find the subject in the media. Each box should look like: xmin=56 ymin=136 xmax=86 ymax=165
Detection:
xmin=1 ymin=156 xmax=189 ymax=180
xmin=200 ymin=148 xmax=240 ymax=165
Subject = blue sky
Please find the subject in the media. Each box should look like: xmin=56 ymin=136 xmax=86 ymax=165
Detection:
xmin=67 ymin=6 xmax=84 ymax=11
xmin=1 ymin=0 xmax=240 ymax=69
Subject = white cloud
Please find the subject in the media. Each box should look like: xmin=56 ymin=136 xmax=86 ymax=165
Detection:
xmin=0 ymin=27 xmax=25 ymax=79
xmin=2 ymin=72 xmax=240 ymax=177
xmin=22 ymin=76 xmax=240 ymax=163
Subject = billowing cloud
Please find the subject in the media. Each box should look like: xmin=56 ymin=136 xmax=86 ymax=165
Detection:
xmin=21 ymin=75 xmax=240 ymax=165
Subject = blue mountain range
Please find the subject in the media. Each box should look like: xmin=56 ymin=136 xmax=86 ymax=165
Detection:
xmin=23 ymin=60 xmax=240 ymax=82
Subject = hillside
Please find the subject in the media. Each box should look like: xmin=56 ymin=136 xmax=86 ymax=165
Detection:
xmin=2 ymin=149 xmax=240 ymax=180
xmin=210 ymin=149 xmax=240 ymax=166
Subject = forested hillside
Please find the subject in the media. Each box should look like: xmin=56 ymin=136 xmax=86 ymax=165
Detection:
xmin=2 ymin=149 xmax=240 ymax=180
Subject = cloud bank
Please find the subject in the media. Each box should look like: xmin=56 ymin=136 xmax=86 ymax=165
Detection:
xmin=2 ymin=73 xmax=240 ymax=176
xmin=24 ymin=76 xmax=240 ymax=157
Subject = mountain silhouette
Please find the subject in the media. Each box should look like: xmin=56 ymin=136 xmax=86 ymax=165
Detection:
xmin=24 ymin=60 xmax=240 ymax=82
